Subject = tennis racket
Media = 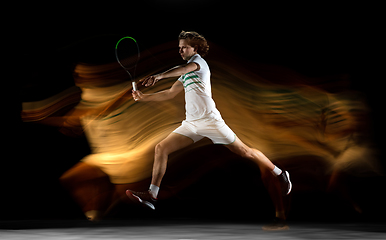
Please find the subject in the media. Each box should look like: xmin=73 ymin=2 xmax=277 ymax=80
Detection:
xmin=80 ymin=37 xmax=140 ymax=130
xmin=115 ymin=36 xmax=140 ymax=90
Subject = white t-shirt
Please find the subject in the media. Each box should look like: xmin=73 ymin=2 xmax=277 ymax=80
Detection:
xmin=178 ymin=54 xmax=222 ymax=121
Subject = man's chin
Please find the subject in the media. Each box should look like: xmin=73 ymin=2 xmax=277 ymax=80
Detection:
xmin=183 ymin=56 xmax=192 ymax=61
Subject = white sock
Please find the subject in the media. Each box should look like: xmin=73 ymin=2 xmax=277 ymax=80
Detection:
xmin=149 ymin=184 xmax=159 ymax=199
xmin=271 ymin=166 xmax=282 ymax=176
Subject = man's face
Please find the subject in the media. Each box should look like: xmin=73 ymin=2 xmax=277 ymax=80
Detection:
xmin=179 ymin=39 xmax=197 ymax=61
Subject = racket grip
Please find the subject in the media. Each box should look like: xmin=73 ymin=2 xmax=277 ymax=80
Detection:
xmin=132 ymin=81 xmax=137 ymax=91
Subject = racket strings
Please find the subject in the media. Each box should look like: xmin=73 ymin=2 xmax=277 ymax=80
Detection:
xmin=115 ymin=37 xmax=140 ymax=82
xmin=117 ymin=53 xmax=140 ymax=70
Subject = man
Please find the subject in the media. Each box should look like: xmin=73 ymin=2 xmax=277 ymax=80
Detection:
xmin=126 ymin=31 xmax=291 ymax=212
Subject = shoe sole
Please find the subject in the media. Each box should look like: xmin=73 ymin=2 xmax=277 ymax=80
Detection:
xmin=285 ymin=171 xmax=292 ymax=195
xmin=126 ymin=190 xmax=155 ymax=210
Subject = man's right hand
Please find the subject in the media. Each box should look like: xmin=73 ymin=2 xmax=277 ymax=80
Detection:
xmin=132 ymin=90 xmax=145 ymax=102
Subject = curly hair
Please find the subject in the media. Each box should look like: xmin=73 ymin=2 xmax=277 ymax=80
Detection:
xmin=178 ymin=31 xmax=209 ymax=57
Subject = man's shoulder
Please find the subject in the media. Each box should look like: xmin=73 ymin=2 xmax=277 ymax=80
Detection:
xmin=189 ymin=54 xmax=204 ymax=62
xmin=189 ymin=54 xmax=208 ymax=68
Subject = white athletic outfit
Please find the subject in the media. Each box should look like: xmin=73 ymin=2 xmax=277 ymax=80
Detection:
xmin=173 ymin=54 xmax=236 ymax=144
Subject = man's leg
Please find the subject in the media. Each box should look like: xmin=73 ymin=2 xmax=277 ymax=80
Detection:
xmin=225 ymin=137 xmax=292 ymax=196
xmin=126 ymin=133 xmax=194 ymax=209
xmin=225 ymin=137 xmax=291 ymax=224
xmin=151 ymin=133 xmax=195 ymax=189
xmin=225 ymin=137 xmax=275 ymax=171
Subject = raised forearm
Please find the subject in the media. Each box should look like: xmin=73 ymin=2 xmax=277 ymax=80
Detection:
xmin=142 ymin=62 xmax=198 ymax=87
xmin=159 ymin=65 xmax=189 ymax=79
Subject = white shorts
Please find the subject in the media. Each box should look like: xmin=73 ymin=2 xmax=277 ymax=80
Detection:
xmin=173 ymin=118 xmax=236 ymax=144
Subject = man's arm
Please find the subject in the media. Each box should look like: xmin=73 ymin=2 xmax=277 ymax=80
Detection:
xmin=133 ymin=80 xmax=183 ymax=102
xmin=141 ymin=62 xmax=199 ymax=87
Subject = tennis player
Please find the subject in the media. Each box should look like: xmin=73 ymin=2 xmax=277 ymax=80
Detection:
xmin=126 ymin=31 xmax=292 ymax=211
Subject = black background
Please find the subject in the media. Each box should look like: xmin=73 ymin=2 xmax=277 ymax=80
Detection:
xmin=9 ymin=1 xmax=384 ymax=223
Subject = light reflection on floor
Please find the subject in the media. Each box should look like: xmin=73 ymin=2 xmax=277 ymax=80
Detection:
xmin=1 ymin=220 xmax=385 ymax=239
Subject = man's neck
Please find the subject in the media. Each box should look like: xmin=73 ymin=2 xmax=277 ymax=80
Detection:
xmin=186 ymin=53 xmax=198 ymax=62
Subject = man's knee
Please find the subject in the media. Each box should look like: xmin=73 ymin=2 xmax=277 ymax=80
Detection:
xmin=155 ymin=142 xmax=168 ymax=156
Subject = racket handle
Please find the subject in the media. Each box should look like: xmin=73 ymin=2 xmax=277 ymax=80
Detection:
xmin=132 ymin=81 xmax=137 ymax=91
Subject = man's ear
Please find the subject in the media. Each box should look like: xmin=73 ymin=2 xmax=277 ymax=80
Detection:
xmin=193 ymin=45 xmax=198 ymax=53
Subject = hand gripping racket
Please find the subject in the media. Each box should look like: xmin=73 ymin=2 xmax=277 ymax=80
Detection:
xmin=115 ymin=36 xmax=140 ymax=91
